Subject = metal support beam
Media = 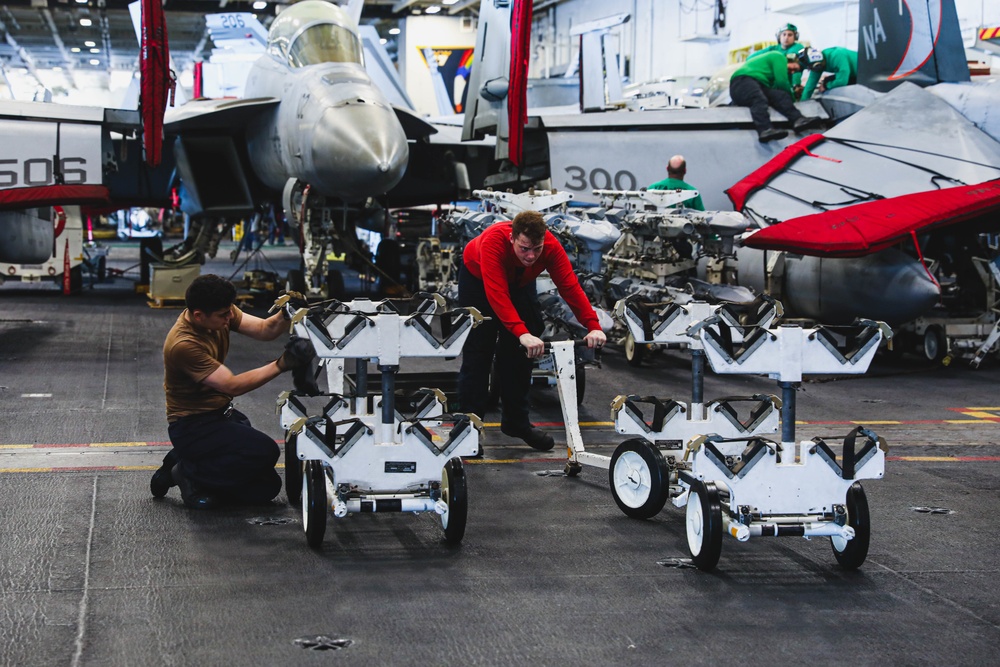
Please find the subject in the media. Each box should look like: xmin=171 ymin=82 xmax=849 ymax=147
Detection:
xmin=392 ymin=0 xmax=422 ymax=13
xmin=0 ymin=14 xmax=46 ymax=91
xmin=39 ymin=8 xmax=79 ymax=89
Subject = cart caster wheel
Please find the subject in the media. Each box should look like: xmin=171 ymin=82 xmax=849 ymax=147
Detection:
xmin=831 ymin=482 xmax=871 ymax=569
xmin=285 ymin=431 xmax=303 ymax=507
xmin=923 ymin=325 xmax=947 ymax=363
xmin=609 ymin=439 xmax=669 ymax=519
xmin=686 ymin=480 xmax=723 ymax=572
xmin=441 ymin=457 xmax=468 ymax=545
xmin=624 ymin=332 xmax=647 ymax=367
xmin=302 ymin=460 xmax=327 ymax=549
xmin=564 ymin=461 xmax=583 ymax=478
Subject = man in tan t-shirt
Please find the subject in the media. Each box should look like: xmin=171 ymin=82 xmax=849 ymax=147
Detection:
xmin=151 ymin=274 xmax=314 ymax=509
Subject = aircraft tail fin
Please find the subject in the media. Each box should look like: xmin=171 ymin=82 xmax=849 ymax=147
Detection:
xmin=858 ymin=0 xmax=970 ymax=92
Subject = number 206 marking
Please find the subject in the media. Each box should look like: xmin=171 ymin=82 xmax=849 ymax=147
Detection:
xmin=0 ymin=157 xmax=88 ymax=187
xmin=563 ymin=165 xmax=637 ymax=191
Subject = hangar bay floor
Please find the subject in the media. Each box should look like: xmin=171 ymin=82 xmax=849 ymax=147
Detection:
xmin=1 ymin=242 xmax=999 ymax=666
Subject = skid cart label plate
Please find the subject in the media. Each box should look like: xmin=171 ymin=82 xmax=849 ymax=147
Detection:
xmin=385 ymin=461 xmax=416 ymax=473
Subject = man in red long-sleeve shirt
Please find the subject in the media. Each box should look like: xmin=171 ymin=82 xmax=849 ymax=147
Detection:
xmin=458 ymin=210 xmax=606 ymax=451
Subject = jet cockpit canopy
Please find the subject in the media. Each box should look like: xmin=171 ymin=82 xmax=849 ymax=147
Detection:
xmin=267 ymin=0 xmax=364 ymax=68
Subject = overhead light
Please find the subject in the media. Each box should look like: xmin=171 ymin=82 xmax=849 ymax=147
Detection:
xmin=80 ymin=18 xmax=92 ymax=27
xmin=425 ymin=5 xmax=441 ymax=14
xmin=89 ymin=59 xmax=100 ymax=65
xmin=442 ymin=0 xmax=459 ymax=4
xmin=389 ymin=27 xmax=400 ymax=35
xmin=53 ymin=66 xmax=63 ymax=71
xmin=84 ymin=40 xmax=96 ymax=47
xmin=252 ymin=1 xmax=267 ymax=9
xmin=90 ymin=48 xmax=100 ymax=53
xmin=71 ymin=47 xmax=81 ymax=53
xmin=75 ymin=0 xmax=88 ymax=3
xmin=380 ymin=38 xmax=387 ymax=44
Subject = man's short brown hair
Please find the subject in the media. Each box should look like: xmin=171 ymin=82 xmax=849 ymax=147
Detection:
xmin=511 ymin=210 xmax=547 ymax=244
xmin=185 ymin=274 xmax=236 ymax=314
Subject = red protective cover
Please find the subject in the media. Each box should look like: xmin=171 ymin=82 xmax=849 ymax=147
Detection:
xmin=725 ymin=134 xmax=826 ymax=210
xmin=742 ymin=179 xmax=1000 ymax=257
xmin=507 ymin=0 xmax=533 ymax=167
xmin=140 ymin=0 xmax=172 ymax=167
xmin=0 ymin=185 xmax=110 ymax=211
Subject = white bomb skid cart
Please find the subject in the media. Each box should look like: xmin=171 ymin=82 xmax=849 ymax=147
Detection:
xmin=679 ymin=316 xmax=891 ymax=570
xmin=562 ymin=294 xmax=783 ymax=496
xmin=275 ymin=294 xmax=485 ymax=548
xmin=555 ymin=293 xmax=891 ymax=571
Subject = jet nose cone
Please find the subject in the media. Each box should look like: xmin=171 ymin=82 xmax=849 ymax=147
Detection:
xmin=308 ymin=103 xmax=409 ymax=199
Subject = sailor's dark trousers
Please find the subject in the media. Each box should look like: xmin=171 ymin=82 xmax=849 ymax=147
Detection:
xmin=456 ymin=263 xmax=544 ymax=431
xmin=163 ymin=407 xmax=281 ymax=504
xmin=730 ymin=75 xmax=803 ymax=134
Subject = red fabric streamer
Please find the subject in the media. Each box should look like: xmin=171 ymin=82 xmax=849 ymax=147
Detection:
xmin=507 ymin=0 xmax=533 ymax=167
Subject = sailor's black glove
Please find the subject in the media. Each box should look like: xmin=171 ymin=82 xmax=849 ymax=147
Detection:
xmin=276 ymin=336 xmax=315 ymax=372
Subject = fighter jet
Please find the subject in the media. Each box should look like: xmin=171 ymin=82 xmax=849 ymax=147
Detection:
xmin=461 ymin=1 xmax=831 ymax=210
xmin=725 ymin=0 xmax=1000 ymax=355
xmin=159 ymin=0 xmax=482 ymax=293
xmin=0 ymin=101 xmax=141 ymax=264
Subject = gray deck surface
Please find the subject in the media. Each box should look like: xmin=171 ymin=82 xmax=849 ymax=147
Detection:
xmin=2 ymin=241 xmax=999 ymax=666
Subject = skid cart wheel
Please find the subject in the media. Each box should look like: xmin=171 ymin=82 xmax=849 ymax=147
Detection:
xmin=284 ymin=431 xmax=302 ymax=506
xmin=302 ymin=460 xmax=328 ymax=549
xmin=286 ymin=268 xmax=307 ymax=295
xmin=441 ymin=458 xmax=468 ymax=545
xmin=564 ymin=460 xmax=583 ymax=477
xmin=624 ymin=332 xmax=647 ymax=367
xmin=923 ymin=326 xmax=947 ymax=363
xmin=686 ymin=480 xmax=723 ymax=572
xmin=831 ymin=482 xmax=871 ymax=569
xmin=608 ymin=439 xmax=669 ymax=519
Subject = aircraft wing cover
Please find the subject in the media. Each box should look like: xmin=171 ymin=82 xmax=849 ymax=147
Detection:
xmin=743 ymin=179 xmax=1000 ymax=257
xmin=0 ymin=184 xmax=111 ymax=211
xmin=726 ymin=134 xmax=825 ymax=210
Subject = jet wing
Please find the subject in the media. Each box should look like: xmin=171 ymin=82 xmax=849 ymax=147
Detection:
xmin=392 ymin=105 xmax=437 ymax=140
xmin=743 ymin=179 xmax=1000 ymax=257
xmin=727 ymin=83 xmax=1000 ymax=256
xmin=163 ymin=97 xmax=279 ymax=133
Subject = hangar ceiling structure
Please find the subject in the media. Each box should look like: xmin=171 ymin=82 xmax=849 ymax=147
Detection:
xmin=0 ymin=0 xmax=481 ymax=96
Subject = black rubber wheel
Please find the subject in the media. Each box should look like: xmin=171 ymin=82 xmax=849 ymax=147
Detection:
xmin=831 ymin=482 xmax=871 ymax=569
xmin=441 ymin=457 xmax=468 ymax=545
xmin=68 ymin=265 xmax=83 ymax=294
xmin=608 ymin=438 xmax=670 ymax=519
xmin=575 ymin=364 xmax=586 ymax=405
xmin=302 ymin=460 xmax=327 ymax=549
xmin=326 ymin=268 xmax=345 ymax=300
xmin=286 ymin=268 xmax=307 ymax=294
xmin=624 ymin=332 xmax=647 ymax=367
xmin=923 ymin=326 xmax=947 ymax=363
xmin=686 ymin=480 xmax=723 ymax=571
xmin=564 ymin=461 xmax=583 ymax=477
xmin=284 ymin=431 xmax=302 ymax=507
